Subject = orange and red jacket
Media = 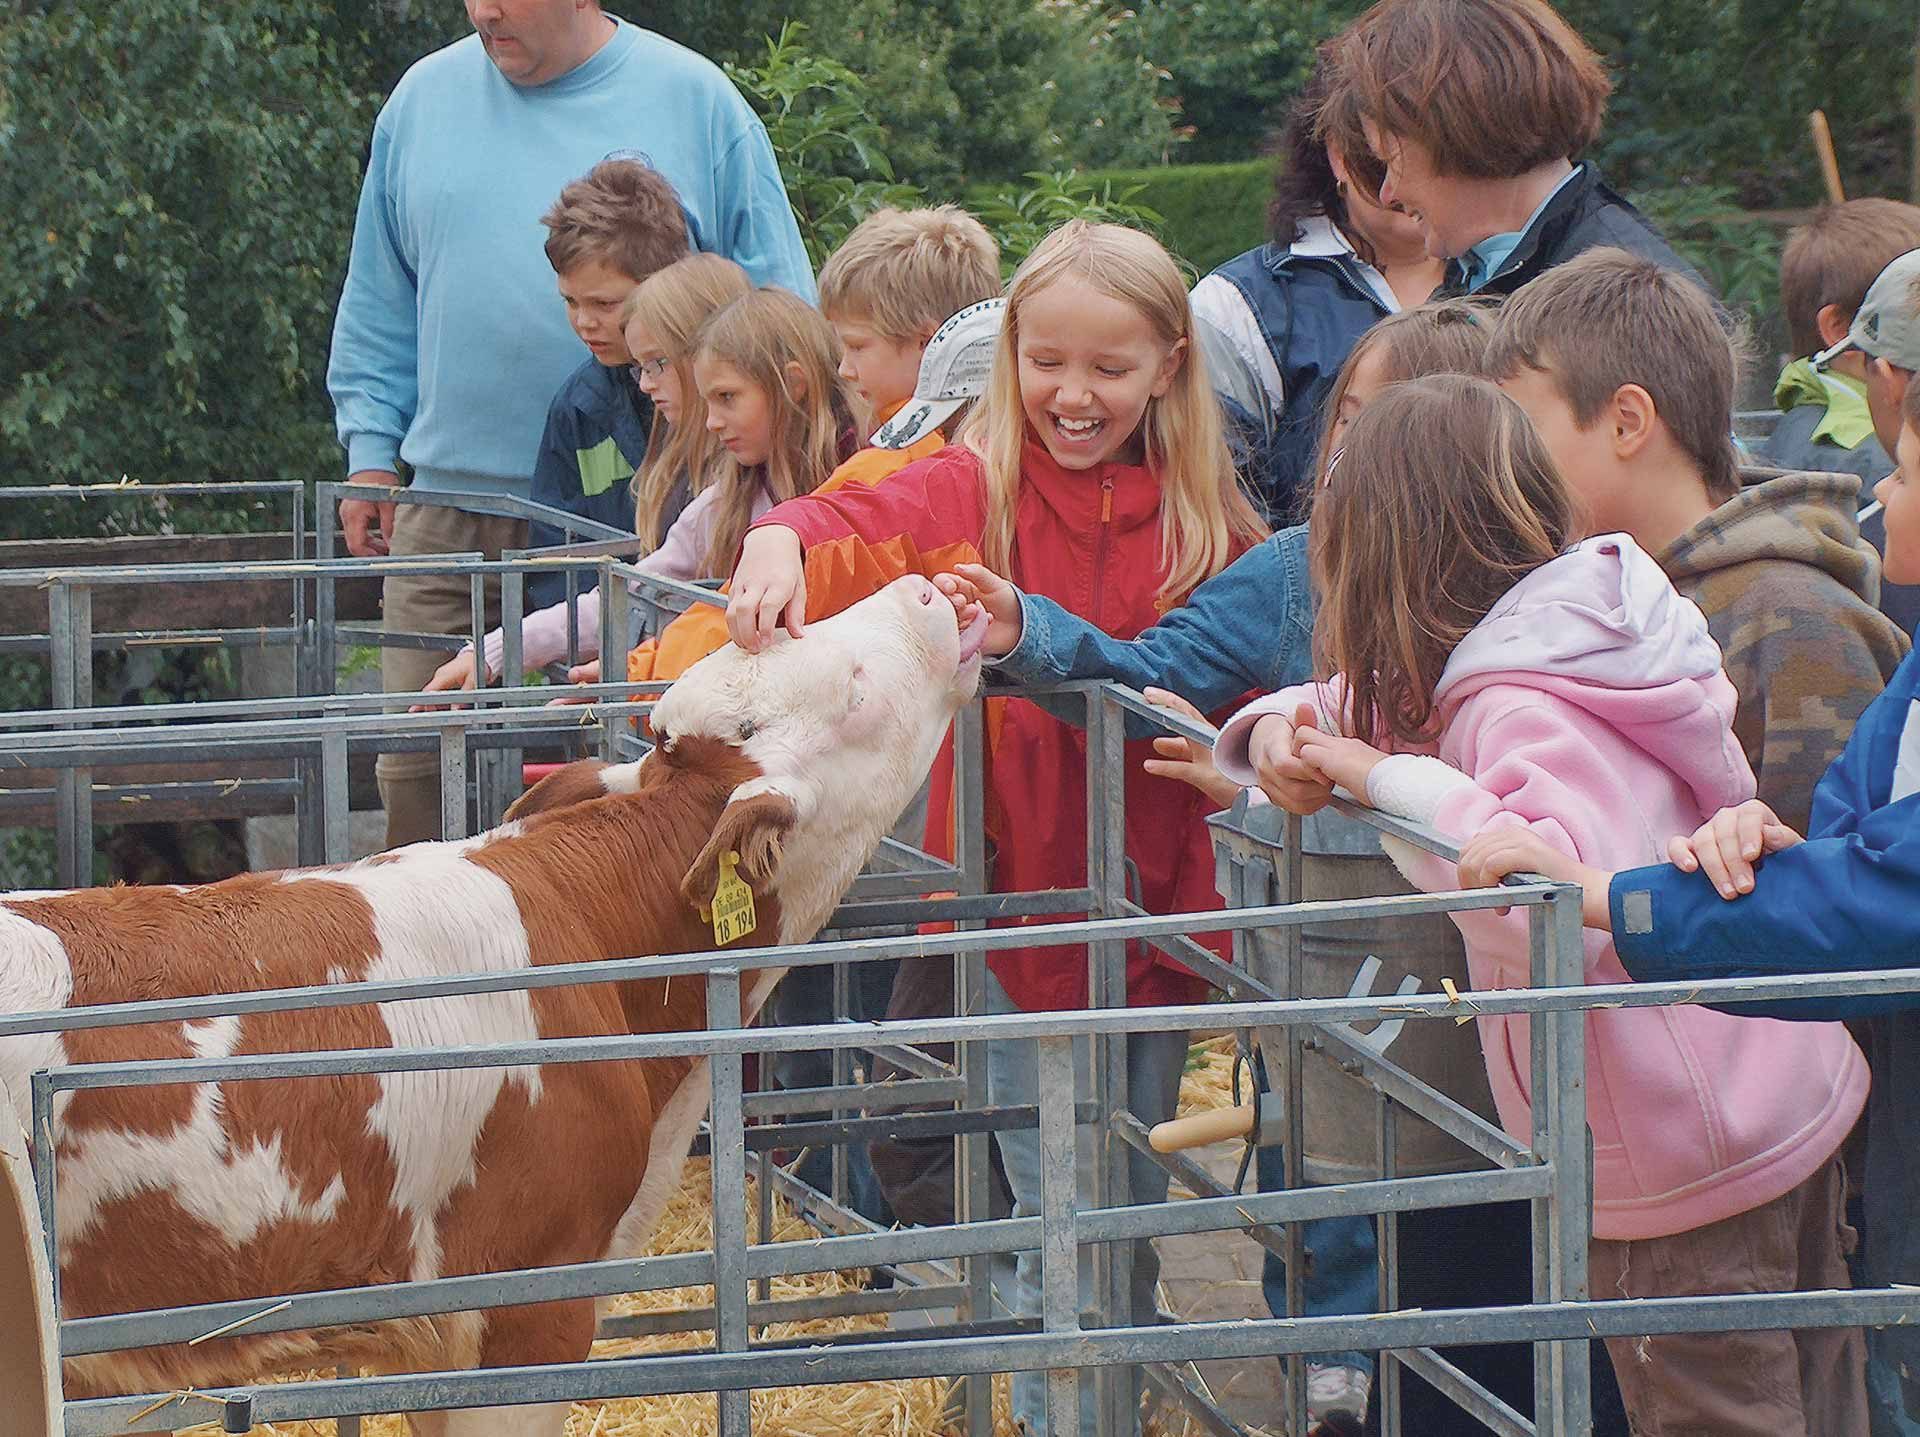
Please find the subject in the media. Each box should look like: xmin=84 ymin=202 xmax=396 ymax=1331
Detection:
xmin=751 ymin=437 xmax=1236 ymax=1013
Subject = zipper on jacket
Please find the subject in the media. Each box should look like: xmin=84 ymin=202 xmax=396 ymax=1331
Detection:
xmin=1091 ymin=472 xmax=1115 ymax=614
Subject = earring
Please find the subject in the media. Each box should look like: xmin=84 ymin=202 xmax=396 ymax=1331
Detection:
xmin=1336 ymin=180 xmax=1349 ymax=198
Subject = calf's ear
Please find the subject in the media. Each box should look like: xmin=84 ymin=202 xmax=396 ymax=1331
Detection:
xmin=681 ymin=789 xmax=799 ymax=912
xmin=506 ymin=760 xmax=614 ymax=821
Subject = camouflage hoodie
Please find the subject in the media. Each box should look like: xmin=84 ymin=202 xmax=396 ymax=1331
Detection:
xmin=1658 ymin=467 xmax=1911 ymax=833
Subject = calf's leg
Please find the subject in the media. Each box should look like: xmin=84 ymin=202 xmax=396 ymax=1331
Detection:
xmin=407 ymin=1296 xmax=594 ymax=1437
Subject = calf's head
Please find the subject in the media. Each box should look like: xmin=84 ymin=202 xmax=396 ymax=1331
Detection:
xmin=516 ymin=575 xmax=987 ymax=941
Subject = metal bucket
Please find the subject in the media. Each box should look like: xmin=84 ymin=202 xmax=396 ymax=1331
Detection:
xmin=1211 ymin=797 xmax=1501 ymax=1182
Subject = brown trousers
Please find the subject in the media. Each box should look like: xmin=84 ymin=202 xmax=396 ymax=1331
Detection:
xmin=375 ymin=501 xmax=528 ymax=850
xmin=1588 ymin=1155 xmax=1866 ymax=1436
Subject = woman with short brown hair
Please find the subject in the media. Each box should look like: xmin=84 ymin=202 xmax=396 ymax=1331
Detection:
xmin=1326 ymin=0 xmax=1708 ymax=299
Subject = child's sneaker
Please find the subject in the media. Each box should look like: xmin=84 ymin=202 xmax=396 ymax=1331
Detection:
xmin=1305 ymin=1360 xmax=1372 ymax=1436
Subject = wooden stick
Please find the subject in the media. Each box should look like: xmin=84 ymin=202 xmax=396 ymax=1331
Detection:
xmin=1810 ymin=109 xmax=1846 ymax=205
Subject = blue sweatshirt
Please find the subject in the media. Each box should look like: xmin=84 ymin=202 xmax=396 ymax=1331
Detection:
xmin=989 ymin=523 xmax=1316 ymax=734
xmin=327 ymin=21 xmax=814 ymax=499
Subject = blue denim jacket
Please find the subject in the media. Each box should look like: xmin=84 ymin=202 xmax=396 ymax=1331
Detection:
xmin=988 ymin=524 xmax=1316 ymax=736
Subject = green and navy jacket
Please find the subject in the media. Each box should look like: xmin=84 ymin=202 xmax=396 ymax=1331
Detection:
xmin=524 ymin=357 xmax=660 ymax=609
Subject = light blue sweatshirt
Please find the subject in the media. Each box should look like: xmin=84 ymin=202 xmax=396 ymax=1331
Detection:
xmin=327 ymin=21 xmax=814 ymax=497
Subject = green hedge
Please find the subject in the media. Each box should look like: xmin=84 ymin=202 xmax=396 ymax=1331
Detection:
xmin=962 ymin=159 xmax=1271 ymax=279
xmin=1079 ymin=160 xmax=1273 ymax=275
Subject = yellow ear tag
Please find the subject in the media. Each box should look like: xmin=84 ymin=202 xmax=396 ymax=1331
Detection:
xmin=710 ymin=850 xmax=758 ymax=946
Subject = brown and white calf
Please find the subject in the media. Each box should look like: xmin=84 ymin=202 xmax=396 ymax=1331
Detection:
xmin=0 ymin=576 xmax=989 ymax=1436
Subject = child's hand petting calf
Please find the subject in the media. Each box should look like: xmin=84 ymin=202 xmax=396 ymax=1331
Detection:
xmin=1665 ymin=798 xmax=1804 ymax=900
xmin=1140 ymin=688 xmax=1241 ymax=809
xmin=1247 ymin=705 xmax=1336 ymax=815
xmin=934 ymin=563 xmax=1024 ymax=657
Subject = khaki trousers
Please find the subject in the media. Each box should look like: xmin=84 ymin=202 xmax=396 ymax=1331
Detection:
xmin=374 ymin=501 xmax=527 ymax=850
xmin=1589 ymin=1156 xmax=1866 ymax=1436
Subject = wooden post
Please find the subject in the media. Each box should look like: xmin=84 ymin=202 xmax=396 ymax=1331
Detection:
xmin=1810 ymin=109 xmax=1845 ymax=205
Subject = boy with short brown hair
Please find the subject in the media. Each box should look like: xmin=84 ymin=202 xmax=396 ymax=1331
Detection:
xmin=1487 ymin=246 xmax=1908 ymax=837
xmin=1764 ymin=198 xmax=1920 ymax=481
xmin=1485 ymin=241 xmax=1902 ymax=1437
xmin=523 ymin=158 xmax=691 ymax=607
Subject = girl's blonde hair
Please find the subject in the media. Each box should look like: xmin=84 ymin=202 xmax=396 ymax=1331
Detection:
xmin=693 ymin=287 xmax=859 ymax=574
xmin=958 ymin=220 xmax=1267 ymax=606
xmin=1310 ymin=374 xmax=1576 ymax=748
xmin=622 ymin=254 xmax=752 ymax=547
xmin=1297 ymin=296 xmax=1497 ymax=520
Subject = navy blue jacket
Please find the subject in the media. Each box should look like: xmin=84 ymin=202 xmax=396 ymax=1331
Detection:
xmin=1210 ymin=246 xmax=1390 ymax=524
xmin=524 ymin=358 xmax=657 ymax=609
xmin=989 ymin=524 xmax=1316 ymax=737
xmin=1441 ymin=162 xmax=1712 ymax=301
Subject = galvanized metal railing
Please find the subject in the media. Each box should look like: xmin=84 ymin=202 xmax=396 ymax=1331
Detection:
xmin=6 ymin=494 xmax=1919 ymax=1437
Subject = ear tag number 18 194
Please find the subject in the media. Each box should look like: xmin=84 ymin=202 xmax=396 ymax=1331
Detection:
xmin=711 ymin=850 xmax=758 ymax=946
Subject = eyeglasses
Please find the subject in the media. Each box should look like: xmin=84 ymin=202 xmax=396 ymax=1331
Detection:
xmin=629 ymin=355 xmax=672 ymax=385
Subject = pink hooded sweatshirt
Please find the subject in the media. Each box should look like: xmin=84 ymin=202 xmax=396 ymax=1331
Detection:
xmin=1216 ymin=534 xmax=1867 ymax=1241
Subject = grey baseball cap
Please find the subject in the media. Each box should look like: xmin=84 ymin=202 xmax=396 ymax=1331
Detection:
xmin=1815 ymin=247 xmax=1920 ymax=371
xmin=869 ymin=297 xmax=1006 ymax=450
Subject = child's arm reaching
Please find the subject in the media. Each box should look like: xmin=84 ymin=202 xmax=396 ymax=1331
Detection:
xmin=1457 ymin=799 xmax=1812 ymax=933
xmin=936 ymin=527 xmax=1313 ymax=727
xmin=415 ymin=587 xmax=606 ymax=707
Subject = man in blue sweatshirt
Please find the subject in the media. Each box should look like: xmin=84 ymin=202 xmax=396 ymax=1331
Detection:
xmin=326 ymin=0 xmax=812 ymax=848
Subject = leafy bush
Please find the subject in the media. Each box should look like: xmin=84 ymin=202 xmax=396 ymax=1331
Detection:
xmin=0 ymin=3 xmax=382 ymax=512
xmin=968 ymin=172 xmax=1168 ymax=275
xmin=725 ymin=23 xmax=923 ymax=265
xmin=1629 ymin=185 xmax=1785 ymax=324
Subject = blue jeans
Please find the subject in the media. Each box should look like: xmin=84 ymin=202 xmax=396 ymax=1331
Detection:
xmin=769 ymin=957 xmax=899 ymax=1226
xmin=1254 ymin=1139 xmax=1379 ymax=1375
xmin=984 ymin=969 xmax=1186 ymax=1437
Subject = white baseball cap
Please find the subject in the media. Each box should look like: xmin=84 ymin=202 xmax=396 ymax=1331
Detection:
xmin=869 ymin=297 xmax=1006 ymax=450
xmin=1815 ymin=247 xmax=1920 ymax=371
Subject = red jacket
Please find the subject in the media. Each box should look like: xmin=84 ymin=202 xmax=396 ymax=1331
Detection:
xmin=756 ymin=438 xmax=1233 ymax=1012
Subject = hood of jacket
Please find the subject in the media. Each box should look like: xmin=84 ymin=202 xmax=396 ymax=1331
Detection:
xmin=1436 ymin=533 xmax=1750 ymax=816
xmin=1660 ymin=468 xmax=1877 ymax=604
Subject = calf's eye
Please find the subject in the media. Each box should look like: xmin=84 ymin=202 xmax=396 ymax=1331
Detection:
xmin=737 ymin=720 xmax=758 ymax=741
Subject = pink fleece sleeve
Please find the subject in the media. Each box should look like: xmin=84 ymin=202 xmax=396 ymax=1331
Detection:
xmin=1374 ymin=698 xmax=1614 ymax=988
xmin=480 ymin=588 xmax=603 ymax=679
xmin=1213 ymin=681 xmax=1343 ymax=783
xmin=633 ymin=485 xmax=723 ymax=585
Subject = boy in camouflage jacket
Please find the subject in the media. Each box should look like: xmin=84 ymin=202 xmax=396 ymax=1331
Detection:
xmin=1486 ymin=248 xmax=1909 ymax=835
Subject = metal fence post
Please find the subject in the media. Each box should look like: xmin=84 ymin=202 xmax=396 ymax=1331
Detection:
xmin=1086 ymin=688 xmax=1133 ymax=1435
xmin=48 ymin=581 xmax=94 ymax=889
xmin=709 ymin=966 xmax=753 ymax=1437
xmin=1038 ymin=1033 xmax=1082 ymax=1433
xmin=1536 ymin=884 xmax=1592 ymax=1435
xmin=951 ymin=698 xmax=995 ymax=1437
xmin=438 ymin=725 xmax=468 ymax=842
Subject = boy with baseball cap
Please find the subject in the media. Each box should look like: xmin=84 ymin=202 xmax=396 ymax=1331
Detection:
xmin=1813 ymin=246 xmax=1920 ymax=634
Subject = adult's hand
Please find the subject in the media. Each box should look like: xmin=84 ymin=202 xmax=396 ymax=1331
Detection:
xmin=340 ymin=470 xmax=401 ymax=557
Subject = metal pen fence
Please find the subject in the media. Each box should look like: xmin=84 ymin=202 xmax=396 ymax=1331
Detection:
xmin=4 ymin=491 xmax=1917 ymax=1437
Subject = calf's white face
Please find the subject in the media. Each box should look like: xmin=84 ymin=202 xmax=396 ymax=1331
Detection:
xmin=651 ymin=576 xmax=987 ymax=935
